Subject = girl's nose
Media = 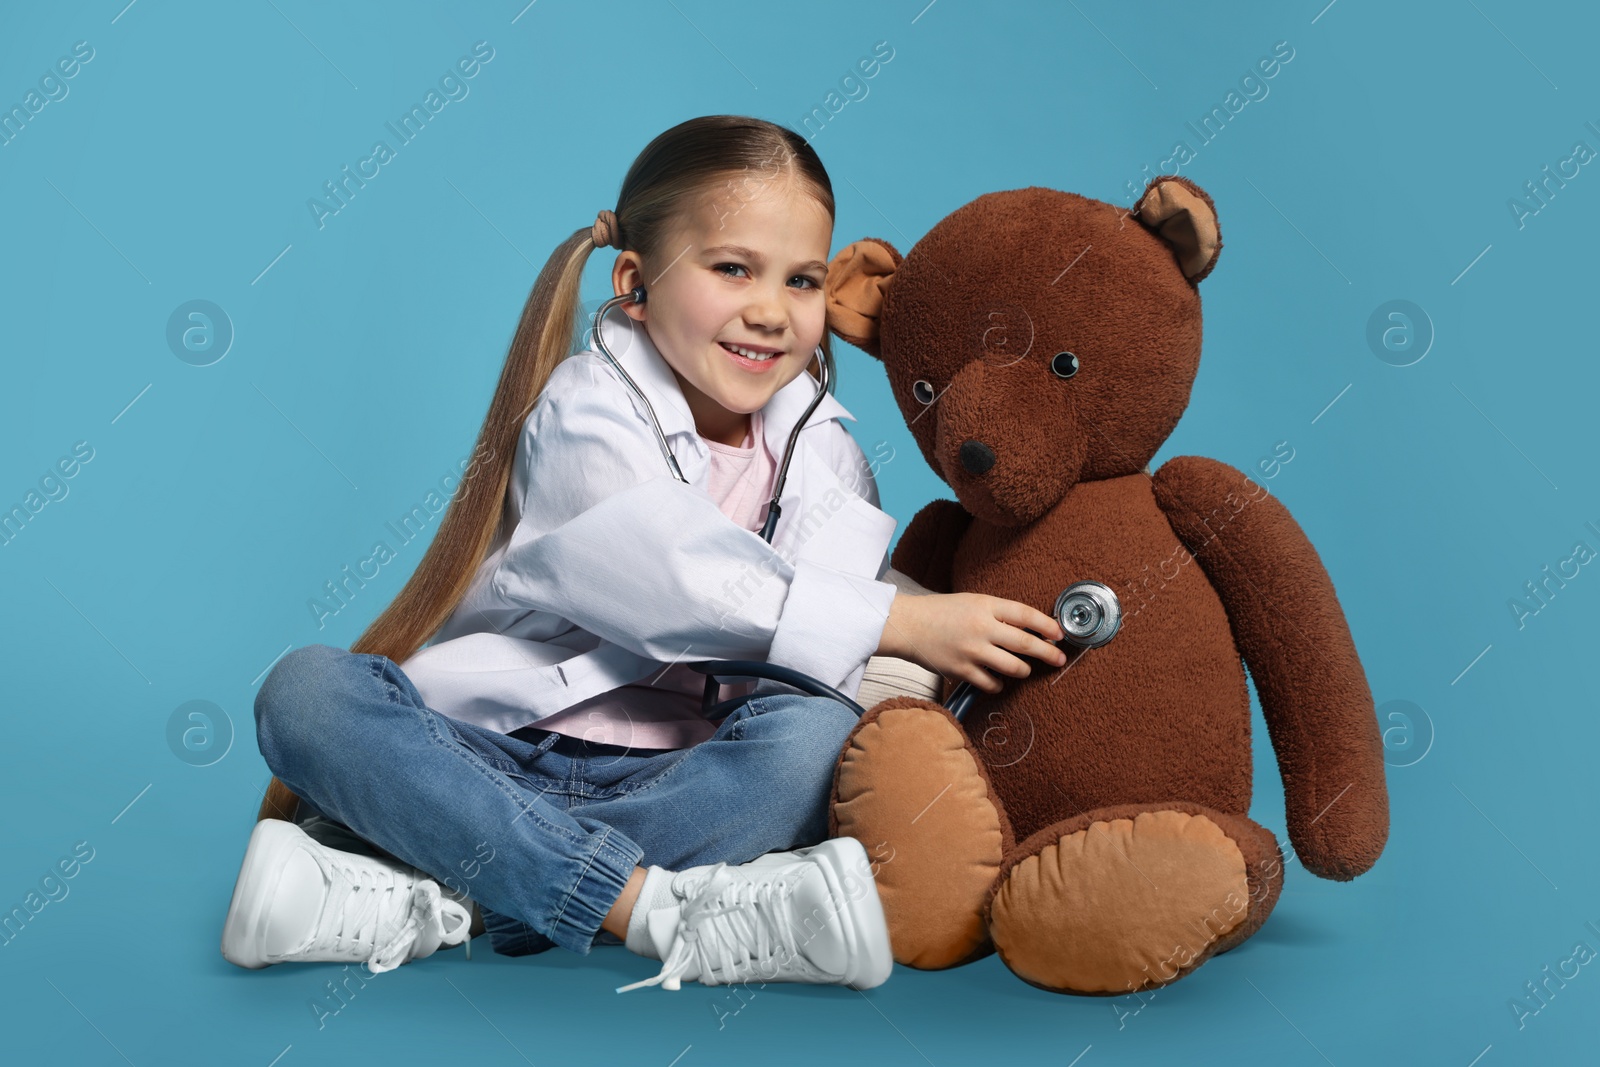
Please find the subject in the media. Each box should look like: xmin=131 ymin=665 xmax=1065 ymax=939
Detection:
xmin=742 ymin=286 xmax=789 ymax=334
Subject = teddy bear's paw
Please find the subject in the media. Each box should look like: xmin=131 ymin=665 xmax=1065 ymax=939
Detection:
xmin=830 ymin=698 xmax=1011 ymax=969
xmin=987 ymin=808 xmax=1251 ymax=995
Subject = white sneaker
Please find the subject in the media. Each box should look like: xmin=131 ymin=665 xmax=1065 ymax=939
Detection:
xmin=221 ymin=818 xmax=471 ymax=974
xmin=616 ymin=837 xmax=893 ymax=993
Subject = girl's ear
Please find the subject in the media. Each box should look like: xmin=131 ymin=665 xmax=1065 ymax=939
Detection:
xmin=611 ymin=250 xmax=648 ymax=321
xmin=825 ymin=238 xmax=901 ymax=359
xmin=1133 ymin=176 xmax=1221 ymax=283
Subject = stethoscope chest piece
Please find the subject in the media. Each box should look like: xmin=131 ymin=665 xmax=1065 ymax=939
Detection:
xmin=1052 ymin=580 xmax=1122 ymax=649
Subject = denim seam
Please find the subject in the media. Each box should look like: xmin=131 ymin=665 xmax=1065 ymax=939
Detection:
xmin=503 ymin=768 xmax=565 ymax=795
xmin=549 ymin=827 xmax=640 ymax=946
xmin=597 ymin=836 xmax=635 ymax=867
xmin=455 ymin=740 xmax=529 ymax=777
xmin=562 ymin=751 xmax=676 ymax=801
xmin=548 ymin=840 xmax=604 ymax=942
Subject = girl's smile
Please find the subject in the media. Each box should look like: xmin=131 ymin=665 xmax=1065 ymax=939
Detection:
xmin=611 ymin=176 xmax=833 ymax=447
xmin=717 ymin=339 xmax=785 ymax=372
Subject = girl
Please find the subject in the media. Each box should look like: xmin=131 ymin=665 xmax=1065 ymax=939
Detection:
xmin=220 ymin=115 xmax=1068 ymax=993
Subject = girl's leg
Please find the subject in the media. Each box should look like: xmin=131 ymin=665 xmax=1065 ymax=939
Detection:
xmin=571 ymin=692 xmax=860 ymax=869
xmin=468 ymin=692 xmax=861 ymax=952
xmin=253 ymin=643 xmax=643 ymax=957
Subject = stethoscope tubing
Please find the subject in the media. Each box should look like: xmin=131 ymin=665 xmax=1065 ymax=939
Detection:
xmin=589 ymin=288 xmax=833 ymax=546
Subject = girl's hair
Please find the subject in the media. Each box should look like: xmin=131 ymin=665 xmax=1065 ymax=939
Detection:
xmin=262 ymin=115 xmax=832 ymax=821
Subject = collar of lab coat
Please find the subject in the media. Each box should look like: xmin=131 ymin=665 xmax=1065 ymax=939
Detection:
xmin=592 ymin=300 xmax=887 ymax=571
xmin=594 ymin=302 xmax=856 ymax=468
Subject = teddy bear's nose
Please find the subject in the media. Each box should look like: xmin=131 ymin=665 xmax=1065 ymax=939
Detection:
xmin=959 ymin=440 xmax=996 ymax=476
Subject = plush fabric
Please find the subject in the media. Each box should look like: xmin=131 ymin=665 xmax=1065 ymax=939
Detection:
xmin=989 ymin=810 xmax=1247 ymax=994
xmin=823 ymin=177 xmax=1390 ymax=995
xmin=831 ymin=699 xmax=1010 ymax=969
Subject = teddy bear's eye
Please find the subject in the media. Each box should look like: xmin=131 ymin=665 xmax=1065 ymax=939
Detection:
xmin=1051 ymin=352 xmax=1080 ymax=379
xmin=912 ymin=379 xmax=936 ymax=405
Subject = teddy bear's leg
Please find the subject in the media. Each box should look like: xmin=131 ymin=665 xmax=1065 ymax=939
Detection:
xmin=829 ymin=697 xmax=1013 ymax=969
xmin=985 ymin=801 xmax=1278 ymax=996
xmin=1197 ymin=809 xmax=1284 ymax=957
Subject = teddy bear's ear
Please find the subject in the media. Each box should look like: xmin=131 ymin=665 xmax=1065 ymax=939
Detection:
xmin=1134 ymin=176 xmax=1221 ymax=283
xmin=825 ymin=238 xmax=902 ymax=359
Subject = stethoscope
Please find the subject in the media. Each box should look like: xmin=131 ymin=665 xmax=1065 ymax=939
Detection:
xmin=589 ymin=287 xmax=1123 ymax=722
xmin=942 ymin=580 xmax=1121 ymax=721
xmin=687 ymin=577 xmax=1123 ymax=723
xmin=590 ymin=286 xmax=836 ymax=545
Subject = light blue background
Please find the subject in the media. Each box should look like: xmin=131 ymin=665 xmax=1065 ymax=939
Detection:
xmin=2 ymin=1 xmax=1595 ymax=1063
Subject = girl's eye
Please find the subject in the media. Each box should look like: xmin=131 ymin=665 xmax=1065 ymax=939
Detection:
xmin=713 ymin=263 xmax=822 ymax=292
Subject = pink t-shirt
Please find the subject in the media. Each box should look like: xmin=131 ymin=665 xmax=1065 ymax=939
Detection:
xmin=528 ymin=410 xmax=777 ymax=751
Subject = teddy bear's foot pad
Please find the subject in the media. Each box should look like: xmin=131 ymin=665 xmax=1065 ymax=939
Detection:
xmin=989 ymin=809 xmax=1249 ymax=994
xmin=832 ymin=699 xmax=1007 ymax=969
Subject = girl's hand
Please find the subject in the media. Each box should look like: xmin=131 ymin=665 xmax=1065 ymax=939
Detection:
xmin=877 ymin=592 xmax=1068 ymax=695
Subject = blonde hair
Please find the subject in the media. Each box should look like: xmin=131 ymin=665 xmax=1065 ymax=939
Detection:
xmin=259 ymin=115 xmax=836 ymax=821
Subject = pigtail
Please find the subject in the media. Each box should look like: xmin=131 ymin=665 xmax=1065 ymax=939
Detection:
xmin=256 ymin=226 xmax=599 ymax=822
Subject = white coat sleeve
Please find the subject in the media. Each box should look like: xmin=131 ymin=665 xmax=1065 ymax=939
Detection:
xmin=491 ymin=380 xmax=896 ymax=693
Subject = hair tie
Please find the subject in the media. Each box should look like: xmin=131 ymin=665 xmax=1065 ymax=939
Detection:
xmin=591 ymin=209 xmax=620 ymax=249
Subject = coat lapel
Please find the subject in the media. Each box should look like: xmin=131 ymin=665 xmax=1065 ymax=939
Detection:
xmin=595 ymin=302 xmax=871 ymax=569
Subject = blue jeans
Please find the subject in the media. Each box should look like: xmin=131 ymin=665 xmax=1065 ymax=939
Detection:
xmin=253 ymin=643 xmax=860 ymax=958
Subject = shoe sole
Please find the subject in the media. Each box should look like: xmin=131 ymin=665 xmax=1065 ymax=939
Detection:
xmin=805 ymin=837 xmax=894 ymax=989
xmin=220 ymin=818 xmax=308 ymax=969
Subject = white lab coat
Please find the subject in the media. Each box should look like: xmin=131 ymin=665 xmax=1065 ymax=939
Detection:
xmin=397 ymin=303 xmax=900 ymax=737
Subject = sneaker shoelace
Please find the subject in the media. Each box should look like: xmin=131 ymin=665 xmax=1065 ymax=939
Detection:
xmin=303 ymin=852 xmax=465 ymax=974
xmin=616 ymin=864 xmax=805 ymax=993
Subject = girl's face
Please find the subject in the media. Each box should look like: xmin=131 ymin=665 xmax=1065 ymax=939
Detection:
xmin=612 ymin=173 xmax=833 ymax=448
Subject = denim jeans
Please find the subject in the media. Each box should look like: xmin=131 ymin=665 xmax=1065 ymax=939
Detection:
xmin=253 ymin=643 xmax=860 ymax=958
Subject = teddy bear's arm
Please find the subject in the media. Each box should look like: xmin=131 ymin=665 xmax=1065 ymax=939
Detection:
xmin=888 ymin=498 xmax=971 ymax=594
xmin=1150 ymin=455 xmax=1389 ymax=881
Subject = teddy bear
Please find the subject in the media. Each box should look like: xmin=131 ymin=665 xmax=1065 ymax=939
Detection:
xmin=823 ymin=176 xmax=1390 ymax=996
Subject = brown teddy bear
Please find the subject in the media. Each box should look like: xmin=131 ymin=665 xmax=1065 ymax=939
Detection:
xmin=824 ymin=176 xmax=1390 ymax=996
